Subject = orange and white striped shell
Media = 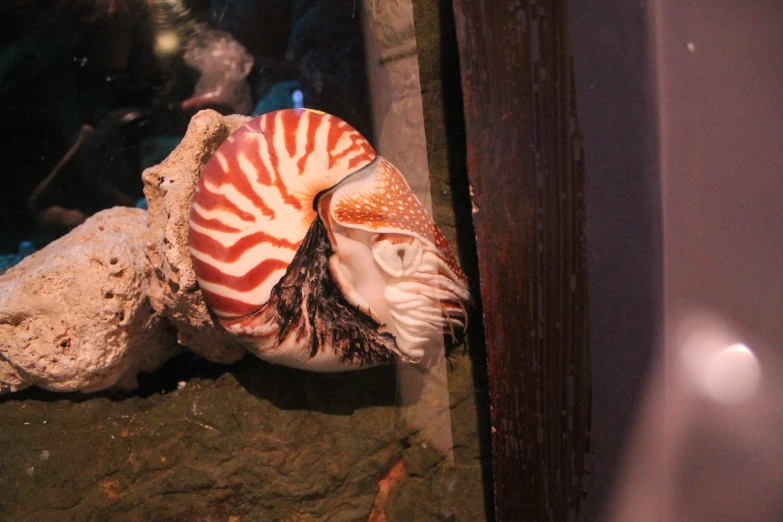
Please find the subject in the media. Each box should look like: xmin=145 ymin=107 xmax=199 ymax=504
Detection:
xmin=188 ymin=109 xmax=470 ymax=371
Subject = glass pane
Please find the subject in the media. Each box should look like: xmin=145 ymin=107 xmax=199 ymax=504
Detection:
xmin=0 ymin=1 xmax=488 ymax=520
xmin=573 ymin=1 xmax=783 ymax=520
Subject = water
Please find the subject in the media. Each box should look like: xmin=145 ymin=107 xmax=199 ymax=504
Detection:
xmin=0 ymin=1 xmax=489 ymax=520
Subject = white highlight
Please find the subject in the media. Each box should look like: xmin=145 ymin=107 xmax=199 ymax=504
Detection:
xmin=702 ymin=343 xmax=761 ymax=405
xmin=678 ymin=313 xmax=761 ymax=405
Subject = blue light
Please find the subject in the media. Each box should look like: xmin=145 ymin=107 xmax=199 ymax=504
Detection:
xmin=292 ymin=89 xmax=304 ymax=109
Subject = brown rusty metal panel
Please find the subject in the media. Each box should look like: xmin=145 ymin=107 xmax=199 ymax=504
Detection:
xmin=452 ymin=1 xmax=591 ymax=520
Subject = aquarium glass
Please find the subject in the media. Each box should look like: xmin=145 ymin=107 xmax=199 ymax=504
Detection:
xmin=0 ymin=1 xmax=489 ymax=520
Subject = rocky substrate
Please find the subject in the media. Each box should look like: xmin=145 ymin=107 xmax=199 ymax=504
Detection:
xmin=0 ymin=350 xmax=488 ymax=521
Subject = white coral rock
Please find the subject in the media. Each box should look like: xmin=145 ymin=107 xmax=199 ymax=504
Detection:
xmin=142 ymin=110 xmax=250 ymax=363
xmin=0 ymin=354 xmax=28 ymax=394
xmin=0 ymin=207 xmax=178 ymax=393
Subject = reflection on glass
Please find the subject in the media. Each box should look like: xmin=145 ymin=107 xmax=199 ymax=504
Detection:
xmin=678 ymin=312 xmax=761 ymax=405
xmin=0 ymin=1 xmax=487 ymax=520
xmin=701 ymin=343 xmax=760 ymax=405
xmin=605 ymin=3 xmax=783 ymax=520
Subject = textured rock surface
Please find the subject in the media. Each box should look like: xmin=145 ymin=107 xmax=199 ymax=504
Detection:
xmin=0 ymin=208 xmax=177 ymax=393
xmin=0 ymin=355 xmax=27 ymax=394
xmin=142 ymin=110 xmax=250 ymax=364
xmin=0 ymin=353 xmax=485 ymax=521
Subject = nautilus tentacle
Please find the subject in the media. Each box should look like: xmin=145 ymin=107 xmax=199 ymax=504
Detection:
xmin=188 ymin=108 xmax=470 ymax=371
xmin=316 ymin=157 xmax=471 ymax=362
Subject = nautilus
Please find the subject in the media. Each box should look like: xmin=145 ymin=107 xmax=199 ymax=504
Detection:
xmin=188 ymin=109 xmax=470 ymax=371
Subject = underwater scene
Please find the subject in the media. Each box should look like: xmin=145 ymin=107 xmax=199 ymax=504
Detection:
xmin=0 ymin=1 xmax=489 ymax=520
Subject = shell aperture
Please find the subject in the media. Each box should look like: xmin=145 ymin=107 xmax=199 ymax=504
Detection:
xmin=188 ymin=109 xmax=470 ymax=371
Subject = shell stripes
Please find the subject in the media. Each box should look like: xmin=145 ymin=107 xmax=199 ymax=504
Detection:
xmin=188 ymin=109 xmax=376 ymax=319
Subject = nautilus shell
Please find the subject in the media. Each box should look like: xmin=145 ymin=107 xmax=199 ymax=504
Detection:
xmin=188 ymin=109 xmax=470 ymax=371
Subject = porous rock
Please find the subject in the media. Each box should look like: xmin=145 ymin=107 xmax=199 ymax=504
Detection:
xmin=142 ymin=110 xmax=251 ymax=363
xmin=0 ymin=354 xmax=28 ymax=394
xmin=0 ymin=207 xmax=177 ymax=393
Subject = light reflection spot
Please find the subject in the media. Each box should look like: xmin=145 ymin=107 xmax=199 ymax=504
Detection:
xmin=703 ymin=343 xmax=761 ymax=404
